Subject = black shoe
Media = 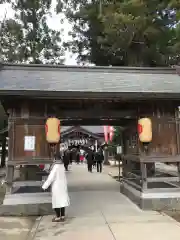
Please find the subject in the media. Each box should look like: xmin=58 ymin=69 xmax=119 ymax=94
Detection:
xmin=60 ymin=217 xmax=65 ymax=222
xmin=52 ymin=217 xmax=61 ymax=222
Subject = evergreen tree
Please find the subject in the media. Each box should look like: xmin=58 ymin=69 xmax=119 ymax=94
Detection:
xmin=0 ymin=19 xmax=24 ymax=62
xmin=62 ymin=0 xmax=180 ymax=66
xmin=112 ymin=126 xmax=122 ymax=145
xmin=0 ymin=0 xmax=64 ymax=64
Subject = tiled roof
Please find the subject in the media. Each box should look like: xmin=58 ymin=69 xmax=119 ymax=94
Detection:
xmin=0 ymin=63 xmax=180 ymax=94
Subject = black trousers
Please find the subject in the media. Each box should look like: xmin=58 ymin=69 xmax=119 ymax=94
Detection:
xmin=64 ymin=163 xmax=69 ymax=171
xmin=54 ymin=207 xmax=65 ymax=218
xmin=87 ymin=163 xmax=92 ymax=172
xmin=97 ymin=162 xmax=102 ymax=173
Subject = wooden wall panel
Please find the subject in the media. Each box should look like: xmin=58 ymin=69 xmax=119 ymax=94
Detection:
xmin=12 ymin=124 xmax=50 ymax=161
xmin=150 ymin=118 xmax=178 ymax=156
xmin=124 ymin=102 xmax=179 ymax=158
xmin=123 ymin=122 xmax=139 ymax=155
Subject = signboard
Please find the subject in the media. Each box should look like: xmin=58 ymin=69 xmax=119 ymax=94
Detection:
xmin=60 ymin=138 xmax=89 ymax=150
xmin=117 ymin=146 xmax=122 ymax=154
xmin=24 ymin=136 xmax=35 ymax=151
xmin=68 ymin=139 xmax=88 ymax=146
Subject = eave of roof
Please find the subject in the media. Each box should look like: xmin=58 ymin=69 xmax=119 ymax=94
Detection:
xmin=1 ymin=90 xmax=180 ymax=100
xmin=0 ymin=62 xmax=177 ymax=73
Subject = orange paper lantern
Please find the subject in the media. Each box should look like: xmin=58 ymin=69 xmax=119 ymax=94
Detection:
xmin=45 ymin=117 xmax=60 ymax=144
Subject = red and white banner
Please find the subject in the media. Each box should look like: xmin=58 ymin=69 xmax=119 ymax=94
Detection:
xmin=109 ymin=126 xmax=114 ymax=142
xmin=103 ymin=126 xmax=108 ymax=143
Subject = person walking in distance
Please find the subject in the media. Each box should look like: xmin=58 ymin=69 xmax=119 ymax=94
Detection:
xmin=63 ymin=148 xmax=70 ymax=171
xmin=69 ymin=149 xmax=73 ymax=165
xmin=95 ymin=148 xmax=104 ymax=173
xmin=76 ymin=148 xmax=80 ymax=164
xmin=42 ymin=158 xmax=70 ymax=222
xmin=86 ymin=148 xmax=94 ymax=173
xmin=79 ymin=148 xmax=85 ymax=164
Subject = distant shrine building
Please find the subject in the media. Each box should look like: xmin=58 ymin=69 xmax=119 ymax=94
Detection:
xmin=1 ymin=63 xmax=180 ymax=214
xmin=60 ymin=126 xmax=104 ymax=150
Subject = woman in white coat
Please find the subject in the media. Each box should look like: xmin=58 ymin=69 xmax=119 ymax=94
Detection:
xmin=42 ymin=160 xmax=70 ymax=222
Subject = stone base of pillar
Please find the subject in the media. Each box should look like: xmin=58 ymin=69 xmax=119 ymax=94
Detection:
xmin=0 ymin=180 xmax=52 ymax=216
xmin=121 ymin=182 xmax=180 ymax=211
xmin=0 ymin=192 xmax=53 ymax=216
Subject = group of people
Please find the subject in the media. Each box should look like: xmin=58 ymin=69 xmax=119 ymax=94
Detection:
xmin=42 ymin=146 xmax=104 ymax=222
xmin=86 ymin=148 xmax=104 ymax=173
xmin=62 ymin=147 xmax=104 ymax=173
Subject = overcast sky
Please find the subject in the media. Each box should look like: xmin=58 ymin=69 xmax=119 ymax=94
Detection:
xmin=0 ymin=2 xmax=78 ymax=65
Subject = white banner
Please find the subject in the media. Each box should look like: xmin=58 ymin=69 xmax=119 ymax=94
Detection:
xmin=24 ymin=136 xmax=35 ymax=151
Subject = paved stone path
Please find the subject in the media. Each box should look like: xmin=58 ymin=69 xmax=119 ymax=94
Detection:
xmin=0 ymin=216 xmax=35 ymax=240
xmin=0 ymin=169 xmax=35 ymax=240
xmin=30 ymin=164 xmax=180 ymax=240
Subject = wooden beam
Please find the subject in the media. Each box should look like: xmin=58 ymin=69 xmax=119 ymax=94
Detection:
xmin=61 ymin=118 xmax=135 ymax=126
xmin=56 ymin=109 xmax=136 ymax=119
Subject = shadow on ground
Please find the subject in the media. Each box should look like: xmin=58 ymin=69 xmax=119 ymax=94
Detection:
xmin=163 ymin=211 xmax=180 ymax=223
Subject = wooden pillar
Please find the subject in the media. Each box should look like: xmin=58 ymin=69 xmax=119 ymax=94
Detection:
xmin=104 ymin=148 xmax=109 ymax=165
xmin=175 ymin=109 xmax=180 ymax=182
xmin=0 ymin=119 xmax=7 ymax=168
xmin=147 ymin=163 xmax=155 ymax=176
xmin=6 ymin=165 xmax=14 ymax=194
xmin=177 ymin=162 xmax=180 ymax=182
xmin=140 ymin=162 xmax=147 ymax=190
xmin=0 ymin=133 xmax=6 ymax=168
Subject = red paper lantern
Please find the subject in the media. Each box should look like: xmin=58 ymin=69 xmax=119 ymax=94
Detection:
xmin=138 ymin=118 xmax=152 ymax=143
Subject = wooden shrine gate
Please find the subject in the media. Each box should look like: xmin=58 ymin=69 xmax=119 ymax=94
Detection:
xmin=1 ymin=63 xmax=180 ymax=210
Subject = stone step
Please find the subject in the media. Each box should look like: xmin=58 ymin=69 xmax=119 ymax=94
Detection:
xmin=0 ymin=192 xmax=53 ymax=216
